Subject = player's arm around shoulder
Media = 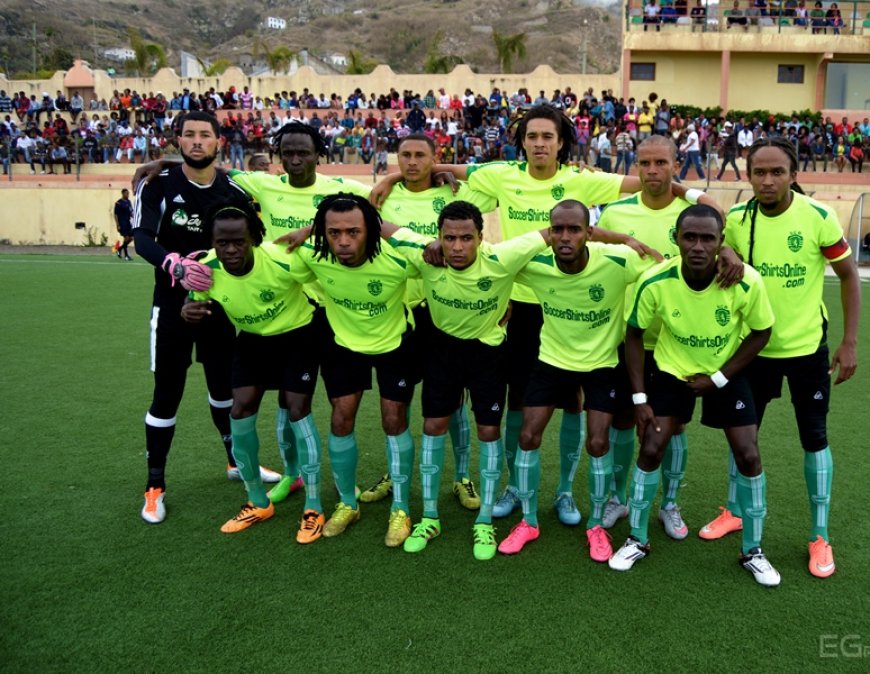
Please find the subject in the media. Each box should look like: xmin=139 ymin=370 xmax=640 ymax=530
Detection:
xmin=384 ymin=226 xmax=430 ymax=270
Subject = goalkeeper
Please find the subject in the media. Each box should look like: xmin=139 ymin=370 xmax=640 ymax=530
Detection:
xmin=132 ymin=111 xmax=272 ymax=525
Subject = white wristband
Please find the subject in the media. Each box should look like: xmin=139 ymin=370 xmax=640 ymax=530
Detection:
xmin=685 ymin=188 xmax=704 ymax=205
xmin=632 ymin=392 xmax=648 ymax=405
xmin=711 ymin=370 xmax=729 ymax=389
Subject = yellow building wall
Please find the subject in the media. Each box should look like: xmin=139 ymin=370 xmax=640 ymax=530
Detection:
xmin=728 ymin=53 xmax=820 ymax=112
xmin=627 ymin=52 xmax=721 ymax=109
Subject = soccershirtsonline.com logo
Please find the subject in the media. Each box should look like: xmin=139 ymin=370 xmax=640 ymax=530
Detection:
xmin=819 ymin=634 xmax=869 ymax=658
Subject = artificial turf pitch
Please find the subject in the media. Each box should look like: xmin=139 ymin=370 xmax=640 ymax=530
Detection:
xmin=1 ymin=253 xmax=868 ymax=672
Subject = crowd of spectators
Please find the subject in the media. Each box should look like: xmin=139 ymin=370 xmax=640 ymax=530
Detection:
xmin=637 ymin=0 xmax=853 ymax=32
xmin=0 ymin=84 xmax=867 ymax=175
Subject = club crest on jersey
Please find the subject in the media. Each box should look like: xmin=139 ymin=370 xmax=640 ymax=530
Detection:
xmin=171 ymin=209 xmax=189 ymax=227
xmin=551 ymin=184 xmax=565 ymax=200
xmin=477 ymin=277 xmax=493 ymax=292
xmin=312 ymin=195 xmax=325 ymax=208
xmin=259 ymin=289 xmax=275 ymax=303
xmin=432 ymin=197 xmax=446 ymax=214
xmin=589 ymin=283 xmax=605 ymax=303
xmin=715 ymin=305 xmax=731 ymax=326
xmin=367 ymin=280 xmax=383 ymax=296
xmin=672 ymin=309 xmax=681 ymax=318
xmin=669 ymin=225 xmax=677 ymax=245
xmin=787 ymin=231 xmax=804 ymax=252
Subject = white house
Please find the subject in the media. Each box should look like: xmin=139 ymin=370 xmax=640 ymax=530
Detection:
xmin=265 ymin=17 xmax=287 ymax=30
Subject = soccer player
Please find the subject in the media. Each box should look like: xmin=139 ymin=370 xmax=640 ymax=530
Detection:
xmin=181 ymin=202 xmax=324 ymax=541
xmin=699 ymin=137 xmax=860 ymax=579
xmin=609 ymin=205 xmax=780 ymax=587
xmin=360 ymin=133 xmax=498 ymax=510
xmin=380 ymin=201 xmax=551 ymax=560
xmin=132 ymin=111 xmax=273 ymax=525
xmin=290 ymin=193 xmax=417 ymax=547
xmin=497 ymin=200 xmax=658 ymax=560
xmin=114 ymin=188 xmax=134 ymax=261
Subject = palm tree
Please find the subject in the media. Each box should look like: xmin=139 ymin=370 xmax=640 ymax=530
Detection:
xmin=424 ymin=32 xmax=464 ymax=74
xmin=125 ymin=27 xmax=167 ymax=76
xmin=492 ymin=30 xmax=527 ymax=73
xmin=198 ymin=58 xmax=233 ymax=77
xmin=253 ymin=39 xmax=295 ymax=75
xmin=346 ymin=50 xmax=376 ymax=75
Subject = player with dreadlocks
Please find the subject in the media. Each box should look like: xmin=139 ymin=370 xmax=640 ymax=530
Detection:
xmin=699 ymin=136 xmax=860 ymax=579
xmin=290 ymin=193 xmax=419 ymax=547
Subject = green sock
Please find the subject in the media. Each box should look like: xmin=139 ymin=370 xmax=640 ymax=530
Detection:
xmin=276 ymin=407 xmax=299 ymax=478
xmin=420 ymin=433 xmax=446 ymax=519
xmin=609 ymin=427 xmax=635 ymax=505
xmin=726 ymin=450 xmax=742 ymax=516
xmin=291 ymin=414 xmax=322 ymax=512
xmin=587 ymin=451 xmax=612 ymax=528
xmin=504 ymin=410 xmax=523 ymax=489
xmin=736 ymin=470 xmax=767 ymax=554
xmin=328 ymin=431 xmax=358 ymax=508
xmin=476 ymin=439 xmax=503 ymax=525
xmin=388 ymin=429 xmax=415 ymax=514
xmin=628 ymin=467 xmax=661 ymax=545
xmin=804 ymin=447 xmax=833 ymax=541
xmin=515 ymin=448 xmax=541 ymax=527
xmin=661 ymin=431 xmax=688 ymax=508
xmin=558 ymin=411 xmax=585 ymax=494
xmin=449 ymin=404 xmax=471 ymax=481
xmin=230 ymin=414 xmax=268 ymax=507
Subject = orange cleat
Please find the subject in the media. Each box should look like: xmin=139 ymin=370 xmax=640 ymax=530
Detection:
xmin=220 ymin=502 xmax=275 ymax=534
xmin=808 ymin=536 xmax=836 ymax=578
xmin=296 ymin=510 xmax=325 ymax=544
xmin=698 ymin=506 xmax=743 ymax=540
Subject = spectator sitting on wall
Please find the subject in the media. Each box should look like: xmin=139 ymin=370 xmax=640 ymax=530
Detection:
xmin=728 ymin=1 xmax=749 ymax=29
xmin=690 ymin=0 xmax=707 ymax=28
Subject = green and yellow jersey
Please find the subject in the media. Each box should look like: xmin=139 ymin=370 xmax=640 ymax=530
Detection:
xmin=629 ymin=257 xmax=775 ymax=380
xmin=725 ymin=192 xmax=850 ymax=359
xmin=466 ymin=161 xmax=624 ymax=304
xmin=387 ymin=229 xmax=548 ymax=346
xmin=191 ymin=243 xmax=313 ymax=336
xmin=516 ymin=243 xmax=654 ymax=371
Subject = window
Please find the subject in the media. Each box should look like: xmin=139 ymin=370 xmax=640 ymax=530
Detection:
xmin=630 ymin=63 xmax=656 ymax=81
xmin=777 ymin=65 xmax=805 ymax=84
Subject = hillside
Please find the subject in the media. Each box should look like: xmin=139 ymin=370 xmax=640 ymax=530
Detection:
xmin=0 ymin=0 xmax=622 ymax=79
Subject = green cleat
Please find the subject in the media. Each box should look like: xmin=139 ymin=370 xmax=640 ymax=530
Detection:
xmin=453 ymin=478 xmax=481 ymax=510
xmin=359 ymin=474 xmax=393 ymax=503
xmin=267 ymin=475 xmax=304 ymax=504
xmin=322 ymin=502 xmax=361 ymax=538
xmin=403 ymin=518 xmax=442 ymax=553
xmin=472 ymin=523 xmax=498 ymax=561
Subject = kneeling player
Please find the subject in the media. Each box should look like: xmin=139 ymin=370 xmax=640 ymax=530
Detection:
xmin=181 ymin=203 xmax=324 ymax=542
xmin=609 ymin=205 xmax=780 ymax=587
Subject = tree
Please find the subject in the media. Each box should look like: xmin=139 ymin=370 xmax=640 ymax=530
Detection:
xmin=253 ymin=40 xmax=295 ymax=75
xmin=492 ymin=30 xmax=527 ymax=73
xmin=125 ymin=27 xmax=167 ymax=76
xmin=197 ymin=57 xmax=233 ymax=76
xmin=346 ymin=50 xmax=376 ymax=75
xmin=423 ymin=32 xmax=464 ymax=74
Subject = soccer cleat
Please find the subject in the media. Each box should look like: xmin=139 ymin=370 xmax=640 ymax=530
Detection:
xmin=808 ymin=536 xmax=836 ymax=578
xmin=553 ymin=492 xmax=582 ymax=526
xmin=403 ymin=517 xmax=441 ymax=553
xmin=608 ymin=536 xmax=650 ymax=571
xmin=586 ymin=525 xmax=614 ymax=562
xmin=698 ymin=506 xmax=743 ymax=540
xmin=472 ymin=523 xmax=498 ymax=561
xmin=453 ymin=478 xmax=481 ymax=510
xmin=602 ymin=497 xmax=629 ymax=529
xmin=141 ymin=487 xmax=166 ymax=524
xmin=492 ymin=486 xmax=521 ymax=518
xmin=322 ymin=502 xmax=361 ymax=538
xmin=267 ymin=475 xmax=305 ymax=503
xmin=296 ymin=509 xmax=325 ymax=544
xmin=739 ymin=548 xmax=781 ymax=587
xmin=385 ymin=509 xmax=412 ymax=548
xmin=226 ymin=464 xmax=283 ymax=484
xmin=659 ymin=506 xmax=689 ymax=540
xmin=498 ymin=520 xmax=540 ymax=555
xmin=220 ymin=501 xmax=275 ymax=534
xmin=358 ymin=474 xmax=392 ymax=503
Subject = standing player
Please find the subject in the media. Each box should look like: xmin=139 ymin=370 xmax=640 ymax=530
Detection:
xmin=610 ymin=205 xmax=780 ymax=587
xmin=181 ymin=202 xmax=323 ymax=541
xmin=699 ymin=137 xmax=860 ymax=578
xmin=290 ymin=194 xmax=417 ymax=547
xmin=499 ymin=200 xmax=657 ymax=560
xmin=114 ymin=188 xmax=134 ymax=261
xmin=361 ymin=133 xmax=498 ymax=509
xmin=132 ymin=111 xmax=274 ymax=525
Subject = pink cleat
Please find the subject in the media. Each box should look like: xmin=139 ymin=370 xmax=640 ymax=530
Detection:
xmin=498 ymin=520 xmax=540 ymax=555
xmin=586 ymin=525 xmax=614 ymax=562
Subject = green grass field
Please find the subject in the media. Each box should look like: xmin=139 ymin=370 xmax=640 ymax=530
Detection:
xmin=1 ymin=253 xmax=868 ymax=673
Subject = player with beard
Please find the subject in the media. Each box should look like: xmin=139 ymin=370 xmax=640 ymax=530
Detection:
xmin=133 ymin=111 xmax=274 ymax=525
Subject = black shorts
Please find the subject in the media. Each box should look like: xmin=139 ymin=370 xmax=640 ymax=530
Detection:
xmin=648 ymin=368 xmax=757 ymax=429
xmin=422 ymin=327 xmax=507 ymax=427
xmin=523 ymin=360 xmax=618 ymax=414
xmin=613 ymin=344 xmax=657 ymax=412
xmin=505 ymin=301 xmax=543 ymax=406
xmin=408 ymin=303 xmax=435 ymax=385
xmin=321 ymin=328 xmax=416 ymax=403
xmin=118 ymin=224 xmax=133 ymax=237
xmin=150 ymin=300 xmax=235 ymax=374
xmin=231 ymin=323 xmax=319 ymax=393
